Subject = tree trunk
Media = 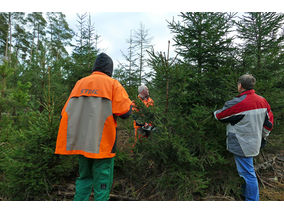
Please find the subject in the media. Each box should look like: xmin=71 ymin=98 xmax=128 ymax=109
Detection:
xmin=48 ymin=66 xmax=51 ymax=123
xmin=139 ymin=40 xmax=143 ymax=85
xmin=30 ymin=25 xmax=35 ymax=61
xmin=197 ymin=20 xmax=202 ymax=73
xmin=0 ymin=73 xmax=7 ymax=121
xmin=165 ymin=40 xmax=170 ymax=114
xmin=128 ymin=30 xmax=133 ymax=86
xmin=256 ymin=13 xmax=262 ymax=73
xmin=5 ymin=13 xmax=11 ymax=61
xmin=9 ymin=13 xmax=12 ymax=62
xmin=37 ymin=23 xmax=40 ymax=52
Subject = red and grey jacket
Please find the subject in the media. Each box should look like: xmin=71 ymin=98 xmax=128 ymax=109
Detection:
xmin=214 ymin=89 xmax=273 ymax=157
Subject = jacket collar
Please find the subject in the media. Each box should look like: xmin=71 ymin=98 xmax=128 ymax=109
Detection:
xmin=237 ymin=89 xmax=255 ymax=97
xmin=91 ymin=71 xmax=109 ymax=76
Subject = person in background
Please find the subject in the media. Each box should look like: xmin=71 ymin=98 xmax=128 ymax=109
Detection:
xmin=132 ymin=84 xmax=154 ymax=145
xmin=55 ymin=53 xmax=132 ymax=201
xmin=214 ymin=74 xmax=273 ymax=201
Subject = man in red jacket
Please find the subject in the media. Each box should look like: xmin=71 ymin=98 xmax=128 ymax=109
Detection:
xmin=214 ymin=74 xmax=273 ymax=201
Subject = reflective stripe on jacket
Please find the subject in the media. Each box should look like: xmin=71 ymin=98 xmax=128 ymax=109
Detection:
xmin=214 ymin=89 xmax=273 ymax=157
xmin=55 ymin=71 xmax=132 ymax=159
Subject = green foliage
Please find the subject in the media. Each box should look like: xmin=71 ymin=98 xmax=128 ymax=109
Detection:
xmin=0 ymin=13 xmax=8 ymax=56
xmin=0 ymin=12 xmax=283 ymax=201
xmin=0 ymin=12 xmax=77 ymax=200
xmin=67 ymin=46 xmax=97 ymax=91
xmin=236 ymin=12 xmax=284 ymax=125
xmin=113 ymin=67 xmax=140 ymax=99
xmin=0 ymin=111 xmax=77 ymax=200
xmin=8 ymin=81 xmax=31 ymax=110
xmin=168 ymin=12 xmax=236 ymax=73
xmin=115 ymin=12 xmax=282 ymax=200
xmin=64 ymin=13 xmax=100 ymax=92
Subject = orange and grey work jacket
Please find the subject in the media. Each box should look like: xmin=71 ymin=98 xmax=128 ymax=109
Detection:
xmin=55 ymin=71 xmax=132 ymax=159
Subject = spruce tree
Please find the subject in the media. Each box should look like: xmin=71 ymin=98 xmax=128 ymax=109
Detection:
xmin=236 ymin=12 xmax=284 ymax=76
xmin=27 ymin=12 xmax=47 ymax=62
xmin=67 ymin=13 xmax=99 ymax=92
xmin=0 ymin=13 xmax=9 ymax=58
xmin=236 ymin=12 xmax=284 ymax=118
xmin=133 ymin=23 xmax=152 ymax=85
xmin=137 ymin=12 xmax=242 ymax=200
xmin=168 ymin=12 xmax=238 ymax=107
xmin=114 ymin=30 xmax=139 ymax=98
xmin=118 ymin=30 xmax=139 ymax=87
xmin=0 ymin=12 xmax=77 ymax=200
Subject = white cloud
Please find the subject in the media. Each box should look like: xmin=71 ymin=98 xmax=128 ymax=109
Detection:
xmin=73 ymin=12 xmax=180 ymax=69
xmin=98 ymin=39 xmax=112 ymax=54
xmin=4 ymin=0 xmax=283 ymax=12
xmin=3 ymin=0 xmax=284 ymax=12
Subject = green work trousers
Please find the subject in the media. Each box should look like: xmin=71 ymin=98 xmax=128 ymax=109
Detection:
xmin=74 ymin=155 xmax=114 ymax=201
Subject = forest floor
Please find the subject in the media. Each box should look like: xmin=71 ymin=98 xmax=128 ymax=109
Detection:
xmin=255 ymin=128 xmax=284 ymax=201
xmin=53 ymin=125 xmax=284 ymax=201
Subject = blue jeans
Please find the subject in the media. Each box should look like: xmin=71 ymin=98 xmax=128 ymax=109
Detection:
xmin=234 ymin=155 xmax=259 ymax=201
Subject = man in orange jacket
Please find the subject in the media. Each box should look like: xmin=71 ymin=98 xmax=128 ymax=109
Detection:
xmin=55 ymin=53 xmax=132 ymax=201
xmin=133 ymin=84 xmax=154 ymax=145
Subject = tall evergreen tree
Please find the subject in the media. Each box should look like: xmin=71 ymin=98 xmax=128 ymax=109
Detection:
xmin=133 ymin=23 xmax=152 ymax=84
xmin=168 ymin=12 xmax=238 ymax=107
xmin=130 ymin=12 xmax=242 ymax=200
xmin=46 ymin=12 xmax=73 ymax=62
xmin=0 ymin=12 xmax=77 ymax=200
xmin=67 ymin=13 xmax=99 ymax=91
xmin=116 ymin=30 xmax=139 ymax=89
xmin=236 ymin=13 xmax=284 ymax=74
xmin=0 ymin=13 xmax=29 ymax=118
xmin=236 ymin=12 xmax=284 ymax=119
xmin=0 ymin=13 xmax=9 ymax=59
xmin=27 ymin=12 xmax=47 ymax=62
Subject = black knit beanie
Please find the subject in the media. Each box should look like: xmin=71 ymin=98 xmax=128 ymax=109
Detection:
xmin=92 ymin=53 xmax=113 ymax=77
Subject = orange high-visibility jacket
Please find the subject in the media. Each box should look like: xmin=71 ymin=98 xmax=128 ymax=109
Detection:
xmin=139 ymin=96 xmax=154 ymax=108
xmin=132 ymin=95 xmax=154 ymax=111
xmin=133 ymin=95 xmax=154 ymax=129
xmin=55 ymin=71 xmax=132 ymax=159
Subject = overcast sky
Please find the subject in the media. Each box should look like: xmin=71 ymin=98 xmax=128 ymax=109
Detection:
xmin=65 ymin=12 xmax=180 ymax=69
xmin=4 ymin=0 xmax=284 ymax=70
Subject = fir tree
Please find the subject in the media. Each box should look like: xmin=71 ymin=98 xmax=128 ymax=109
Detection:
xmin=67 ymin=13 xmax=99 ymax=92
xmin=135 ymin=12 xmax=243 ymax=200
xmin=236 ymin=12 xmax=284 ymax=117
xmin=118 ymin=30 xmax=139 ymax=87
xmin=0 ymin=13 xmax=9 ymax=59
xmin=133 ymin=23 xmax=152 ymax=85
